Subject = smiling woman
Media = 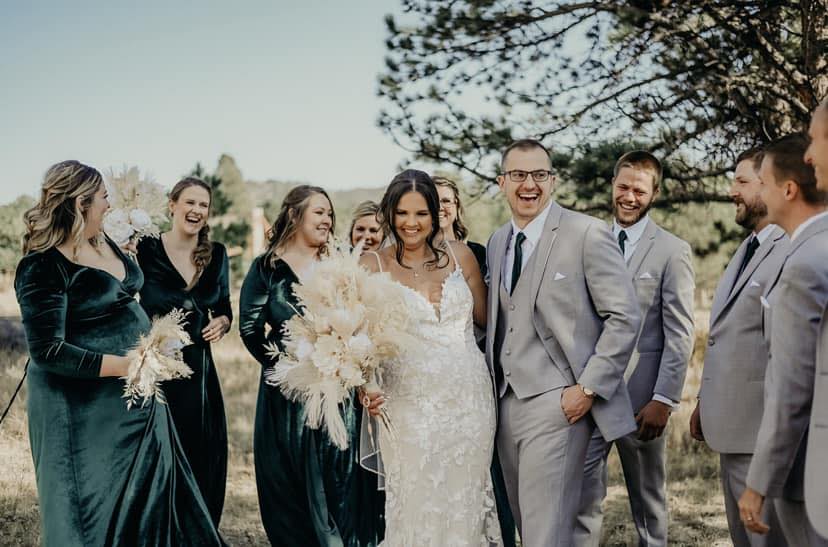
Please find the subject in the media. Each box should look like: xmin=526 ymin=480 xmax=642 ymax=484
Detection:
xmin=239 ymin=185 xmax=384 ymax=546
xmin=16 ymin=161 xmax=222 ymax=546
xmin=135 ymin=176 xmax=233 ymax=527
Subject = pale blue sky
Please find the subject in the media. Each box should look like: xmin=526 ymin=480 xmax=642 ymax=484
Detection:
xmin=0 ymin=1 xmax=408 ymax=205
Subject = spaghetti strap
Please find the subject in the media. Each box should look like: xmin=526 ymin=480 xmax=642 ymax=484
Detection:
xmin=366 ymin=250 xmax=383 ymax=273
xmin=444 ymin=241 xmax=460 ymax=272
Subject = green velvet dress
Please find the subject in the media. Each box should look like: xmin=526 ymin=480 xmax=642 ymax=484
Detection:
xmin=239 ymin=255 xmax=384 ymax=547
xmin=136 ymin=236 xmax=230 ymax=526
xmin=15 ymin=240 xmax=222 ymax=547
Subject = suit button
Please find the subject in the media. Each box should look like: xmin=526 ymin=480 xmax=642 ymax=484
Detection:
xmin=505 ymin=371 xmax=511 ymax=376
xmin=509 ymin=304 xmax=516 ymax=311
xmin=508 ymin=327 xmax=513 ymax=333
xmin=708 ymin=338 xmax=715 ymax=347
xmin=505 ymin=349 xmax=512 ymax=355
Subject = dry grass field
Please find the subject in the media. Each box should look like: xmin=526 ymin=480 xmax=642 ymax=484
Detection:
xmin=0 ymin=287 xmax=731 ymax=546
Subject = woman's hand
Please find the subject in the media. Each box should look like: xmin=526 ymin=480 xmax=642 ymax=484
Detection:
xmin=359 ymin=388 xmax=387 ymax=417
xmin=100 ymin=355 xmax=131 ymax=377
xmin=202 ymin=315 xmax=231 ymax=343
xmin=120 ymin=239 xmax=138 ymax=256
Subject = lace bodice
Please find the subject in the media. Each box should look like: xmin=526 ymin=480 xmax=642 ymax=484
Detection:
xmin=370 ymin=254 xmax=501 ymax=546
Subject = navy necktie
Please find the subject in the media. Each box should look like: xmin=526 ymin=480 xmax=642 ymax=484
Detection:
xmin=618 ymin=230 xmax=628 ymax=255
xmin=735 ymin=236 xmax=760 ymax=285
xmin=510 ymin=232 xmax=527 ymax=294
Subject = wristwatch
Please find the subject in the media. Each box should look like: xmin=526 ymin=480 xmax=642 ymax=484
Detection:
xmin=579 ymin=384 xmax=595 ymax=398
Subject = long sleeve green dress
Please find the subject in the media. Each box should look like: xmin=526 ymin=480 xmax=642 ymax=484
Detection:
xmin=239 ymin=254 xmax=384 ymax=547
xmin=15 ymin=240 xmax=222 ymax=546
xmin=136 ymin=236 xmax=230 ymax=526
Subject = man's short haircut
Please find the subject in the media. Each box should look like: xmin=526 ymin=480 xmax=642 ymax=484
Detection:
xmin=500 ymin=139 xmax=552 ymax=171
xmin=819 ymin=97 xmax=828 ymax=136
xmin=613 ymin=150 xmax=663 ymax=191
xmin=763 ymin=133 xmax=825 ymax=205
xmin=736 ymin=146 xmax=763 ymax=168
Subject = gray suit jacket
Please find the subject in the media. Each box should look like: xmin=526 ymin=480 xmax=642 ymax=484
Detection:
xmin=699 ymin=226 xmax=789 ymax=454
xmin=485 ymin=201 xmax=640 ymax=441
xmin=806 ymin=305 xmax=828 ymax=537
xmin=623 ymin=220 xmax=695 ymax=412
xmin=747 ymin=215 xmax=828 ymax=500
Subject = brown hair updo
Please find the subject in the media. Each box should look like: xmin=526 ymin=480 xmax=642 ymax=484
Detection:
xmin=265 ymin=185 xmax=335 ymax=268
xmin=169 ymin=177 xmax=214 ymax=277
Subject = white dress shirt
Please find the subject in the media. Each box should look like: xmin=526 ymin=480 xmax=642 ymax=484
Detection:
xmin=753 ymin=223 xmax=777 ymax=245
xmin=612 ymin=215 xmax=649 ymax=264
xmin=502 ymin=201 xmax=553 ymax=290
xmin=791 ymin=211 xmax=828 ymax=241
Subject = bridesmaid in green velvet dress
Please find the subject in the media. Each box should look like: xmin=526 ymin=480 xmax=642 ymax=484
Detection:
xmin=239 ymin=185 xmax=384 ymax=546
xmin=136 ymin=177 xmax=231 ymax=526
xmin=15 ymin=161 xmax=221 ymax=546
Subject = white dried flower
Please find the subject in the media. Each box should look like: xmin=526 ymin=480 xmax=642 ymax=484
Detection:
xmin=104 ymin=214 xmax=135 ymax=245
xmin=129 ymin=208 xmax=152 ymax=230
xmin=347 ymin=333 xmax=373 ymax=359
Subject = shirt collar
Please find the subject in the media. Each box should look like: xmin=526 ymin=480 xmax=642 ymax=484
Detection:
xmin=510 ymin=201 xmax=553 ymax=246
xmin=612 ymin=215 xmax=649 ymax=246
xmin=791 ymin=211 xmax=828 ymax=241
xmin=753 ymin=223 xmax=777 ymax=245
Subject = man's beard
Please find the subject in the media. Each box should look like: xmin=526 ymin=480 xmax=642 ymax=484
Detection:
xmin=613 ymin=200 xmax=653 ymax=227
xmin=735 ymin=197 xmax=768 ymax=230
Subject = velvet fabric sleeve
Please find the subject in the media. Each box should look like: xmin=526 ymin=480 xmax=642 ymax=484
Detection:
xmin=15 ymin=252 xmax=104 ymax=378
xmin=239 ymin=255 xmax=272 ymax=367
xmin=212 ymin=244 xmax=233 ymax=323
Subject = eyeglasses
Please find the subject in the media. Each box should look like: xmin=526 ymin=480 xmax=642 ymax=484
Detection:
xmin=439 ymin=198 xmax=457 ymax=207
xmin=503 ymin=169 xmax=553 ymax=183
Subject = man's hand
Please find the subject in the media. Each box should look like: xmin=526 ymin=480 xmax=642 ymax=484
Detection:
xmin=636 ymin=400 xmax=671 ymax=441
xmin=561 ymin=385 xmax=594 ymax=424
xmin=689 ymin=401 xmax=705 ymax=441
xmin=738 ymin=487 xmax=770 ymax=535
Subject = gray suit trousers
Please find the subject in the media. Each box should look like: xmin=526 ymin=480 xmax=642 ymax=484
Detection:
xmin=720 ymin=453 xmax=788 ymax=547
xmin=497 ymin=387 xmax=592 ymax=547
xmin=774 ymin=498 xmax=828 ymax=547
xmin=574 ymin=427 xmax=667 ymax=547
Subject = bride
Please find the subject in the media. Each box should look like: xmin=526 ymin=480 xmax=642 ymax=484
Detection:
xmin=359 ymin=170 xmax=502 ymax=546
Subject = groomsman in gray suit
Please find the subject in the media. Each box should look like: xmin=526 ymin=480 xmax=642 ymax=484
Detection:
xmin=805 ymin=98 xmax=828 ymax=540
xmin=689 ymin=147 xmax=790 ymax=547
xmin=574 ymin=151 xmax=695 ymax=547
xmin=738 ymin=134 xmax=828 ymax=546
xmin=486 ymin=139 xmax=641 ymax=546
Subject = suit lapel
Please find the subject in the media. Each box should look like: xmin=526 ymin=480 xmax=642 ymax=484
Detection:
xmin=627 ymin=220 xmax=659 ymax=276
xmin=487 ymin=224 xmax=510 ymax=348
xmin=530 ymin=202 xmax=563 ymax=303
xmin=723 ymin=232 xmax=782 ymax=308
xmin=709 ymin=236 xmax=750 ymax=326
xmin=788 ymin=214 xmax=828 ymax=256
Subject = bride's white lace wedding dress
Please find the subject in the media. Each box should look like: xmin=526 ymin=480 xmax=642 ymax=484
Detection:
xmin=368 ymin=251 xmax=501 ymax=546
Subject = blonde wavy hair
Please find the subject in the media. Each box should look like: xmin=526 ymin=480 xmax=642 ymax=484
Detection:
xmin=22 ymin=160 xmax=104 ymax=258
xmin=265 ymin=185 xmax=335 ymax=268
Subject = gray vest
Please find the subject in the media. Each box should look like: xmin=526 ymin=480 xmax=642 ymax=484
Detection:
xmin=494 ymin=250 xmax=569 ymax=398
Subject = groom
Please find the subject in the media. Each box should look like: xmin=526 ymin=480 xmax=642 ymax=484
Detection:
xmin=486 ymin=139 xmax=640 ymax=546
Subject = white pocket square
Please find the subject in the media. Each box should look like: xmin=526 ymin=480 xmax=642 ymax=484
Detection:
xmin=639 ymin=272 xmax=653 ymax=280
xmin=760 ymin=295 xmax=770 ymax=309
xmin=749 ymin=280 xmax=761 ymax=289
xmin=553 ymin=272 xmax=567 ymax=281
